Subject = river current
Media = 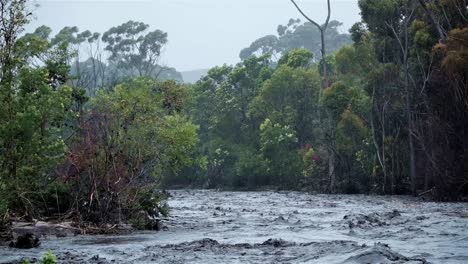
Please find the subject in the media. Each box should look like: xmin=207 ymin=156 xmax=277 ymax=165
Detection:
xmin=1 ymin=190 xmax=468 ymax=263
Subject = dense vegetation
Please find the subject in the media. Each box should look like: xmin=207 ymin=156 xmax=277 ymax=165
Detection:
xmin=0 ymin=0 xmax=197 ymax=229
xmin=181 ymin=0 xmax=467 ymax=200
xmin=0 ymin=0 xmax=466 ymax=233
xmin=239 ymin=18 xmax=351 ymax=62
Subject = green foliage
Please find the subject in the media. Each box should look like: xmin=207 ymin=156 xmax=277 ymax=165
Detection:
xmin=250 ymin=65 xmax=321 ymax=144
xmin=0 ymin=4 xmax=78 ymax=217
xmin=323 ymin=82 xmax=354 ymax=121
xmin=188 ymin=53 xmax=324 ymax=189
xmin=277 ymin=48 xmax=313 ymax=68
xmin=102 ymin=21 xmax=168 ymax=77
xmin=259 ymin=119 xmax=302 ymax=187
xmin=232 ymin=147 xmax=268 ymax=187
xmin=358 ymin=0 xmax=403 ymax=35
xmin=1 ymin=0 xmax=465 ymax=222
xmin=40 ymin=251 xmax=57 ymax=264
xmin=137 ymin=189 xmax=170 ymax=218
xmin=349 ymin=22 xmax=367 ymax=43
xmin=240 ymin=19 xmax=351 ymax=62
xmin=159 ymin=115 xmax=199 ymax=174
xmin=410 ymin=20 xmax=436 ymax=51
xmin=62 ymin=77 xmax=197 ymax=223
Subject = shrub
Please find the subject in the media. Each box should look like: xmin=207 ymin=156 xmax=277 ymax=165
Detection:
xmin=41 ymin=251 xmax=57 ymax=264
xmin=58 ymin=78 xmax=198 ymax=225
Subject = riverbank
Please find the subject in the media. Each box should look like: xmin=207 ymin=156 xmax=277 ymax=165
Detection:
xmin=1 ymin=190 xmax=467 ymax=263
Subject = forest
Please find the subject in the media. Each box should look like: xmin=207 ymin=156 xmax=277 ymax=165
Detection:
xmin=184 ymin=0 xmax=467 ymax=199
xmin=0 ymin=0 xmax=467 ymax=263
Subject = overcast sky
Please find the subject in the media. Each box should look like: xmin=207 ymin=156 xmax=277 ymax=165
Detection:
xmin=27 ymin=0 xmax=361 ymax=71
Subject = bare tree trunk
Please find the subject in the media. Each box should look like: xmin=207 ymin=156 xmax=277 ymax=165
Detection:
xmin=328 ymin=142 xmax=336 ymax=193
xmin=382 ymin=100 xmax=387 ymax=193
xmin=319 ymin=29 xmax=328 ymax=88
xmin=371 ymin=86 xmax=386 ymax=191
xmin=290 ymin=0 xmax=335 ymax=192
xmin=404 ymin=22 xmax=417 ymax=196
xmin=406 ymin=62 xmax=417 ymax=195
xmin=290 ymin=0 xmax=331 ymax=92
xmin=386 ymin=6 xmax=417 ymax=195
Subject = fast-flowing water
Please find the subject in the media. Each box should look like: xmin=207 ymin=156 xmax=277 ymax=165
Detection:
xmin=1 ymin=190 xmax=468 ymax=263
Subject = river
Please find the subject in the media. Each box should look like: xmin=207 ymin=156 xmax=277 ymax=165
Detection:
xmin=1 ymin=190 xmax=468 ymax=263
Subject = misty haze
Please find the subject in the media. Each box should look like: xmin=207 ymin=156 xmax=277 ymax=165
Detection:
xmin=0 ymin=0 xmax=467 ymax=263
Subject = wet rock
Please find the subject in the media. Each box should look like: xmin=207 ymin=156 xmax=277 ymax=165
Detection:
xmin=9 ymin=233 xmax=40 ymax=249
xmin=162 ymin=238 xmax=220 ymax=251
xmin=344 ymin=243 xmax=427 ymax=263
xmin=54 ymin=251 xmax=112 ymax=264
xmin=273 ymin=215 xmax=288 ymax=224
xmin=344 ymin=210 xmax=403 ymax=229
xmin=385 ymin=209 xmax=401 ymax=219
xmin=260 ymin=238 xmax=295 ymax=247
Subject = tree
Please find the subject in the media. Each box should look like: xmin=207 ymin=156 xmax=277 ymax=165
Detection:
xmin=250 ymin=54 xmax=320 ymax=145
xmin=0 ymin=0 xmax=77 ymax=216
xmin=360 ymin=0 xmax=419 ymax=194
xmin=64 ymin=78 xmax=198 ymax=223
xmin=102 ymin=20 xmax=168 ymax=78
xmin=260 ymin=119 xmax=301 ymax=187
xmin=240 ymin=18 xmax=351 ymax=64
xmin=323 ymin=82 xmax=371 ymax=193
xmin=290 ymin=0 xmax=332 ymax=88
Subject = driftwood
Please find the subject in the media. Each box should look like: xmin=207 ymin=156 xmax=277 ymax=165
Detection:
xmin=418 ymin=188 xmax=435 ymax=197
xmin=11 ymin=221 xmax=80 ymax=239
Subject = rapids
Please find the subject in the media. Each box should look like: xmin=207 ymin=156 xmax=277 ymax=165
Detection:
xmin=1 ymin=190 xmax=467 ymax=263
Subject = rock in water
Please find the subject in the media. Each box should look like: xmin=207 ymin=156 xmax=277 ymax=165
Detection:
xmin=9 ymin=233 xmax=40 ymax=249
xmin=344 ymin=243 xmax=427 ymax=263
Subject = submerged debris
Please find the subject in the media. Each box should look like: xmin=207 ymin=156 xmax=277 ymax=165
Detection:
xmin=260 ymin=238 xmax=294 ymax=247
xmin=344 ymin=210 xmax=402 ymax=229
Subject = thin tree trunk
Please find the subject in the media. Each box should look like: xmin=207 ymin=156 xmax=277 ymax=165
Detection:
xmin=328 ymin=143 xmax=335 ymax=193
xmin=371 ymin=86 xmax=386 ymax=189
xmin=290 ymin=0 xmax=335 ymax=192
xmin=417 ymin=0 xmax=446 ymax=41
xmin=382 ymin=101 xmax=387 ymax=193
xmin=386 ymin=8 xmax=417 ymax=195
xmin=407 ymin=89 xmax=417 ymax=195
xmin=405 ymin=30 xmax=417 ymax=196
xmin=290 ymin=0 xmax=331 ymax=94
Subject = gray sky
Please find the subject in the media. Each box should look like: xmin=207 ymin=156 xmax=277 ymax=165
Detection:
xmin=28 ymin=0 xmax=361 ymax=71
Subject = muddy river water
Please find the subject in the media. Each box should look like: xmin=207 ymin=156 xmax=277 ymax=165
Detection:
xmin=1 ymin=190 xmax=468 ymax=263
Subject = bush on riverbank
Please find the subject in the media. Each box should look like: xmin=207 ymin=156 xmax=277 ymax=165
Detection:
xmin=20 ymin=250 xmax=57 ymax=264
xmin=0 ymin=2 xmax=199 ymax=230
xmin=59 ymin=79 xmax=197 ymax=225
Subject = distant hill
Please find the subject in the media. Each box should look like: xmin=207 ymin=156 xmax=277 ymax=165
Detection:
xmin=181 ymin=69 xmax=209 ymax=84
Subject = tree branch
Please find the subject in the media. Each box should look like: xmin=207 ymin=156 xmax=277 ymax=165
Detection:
xmin=290 ymin=0 xmax=322 ymax=31
xmin=417 ymin=0 xmax=446 ymax=41
xmin=324 ymin=0 xmax=331 ymax=30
